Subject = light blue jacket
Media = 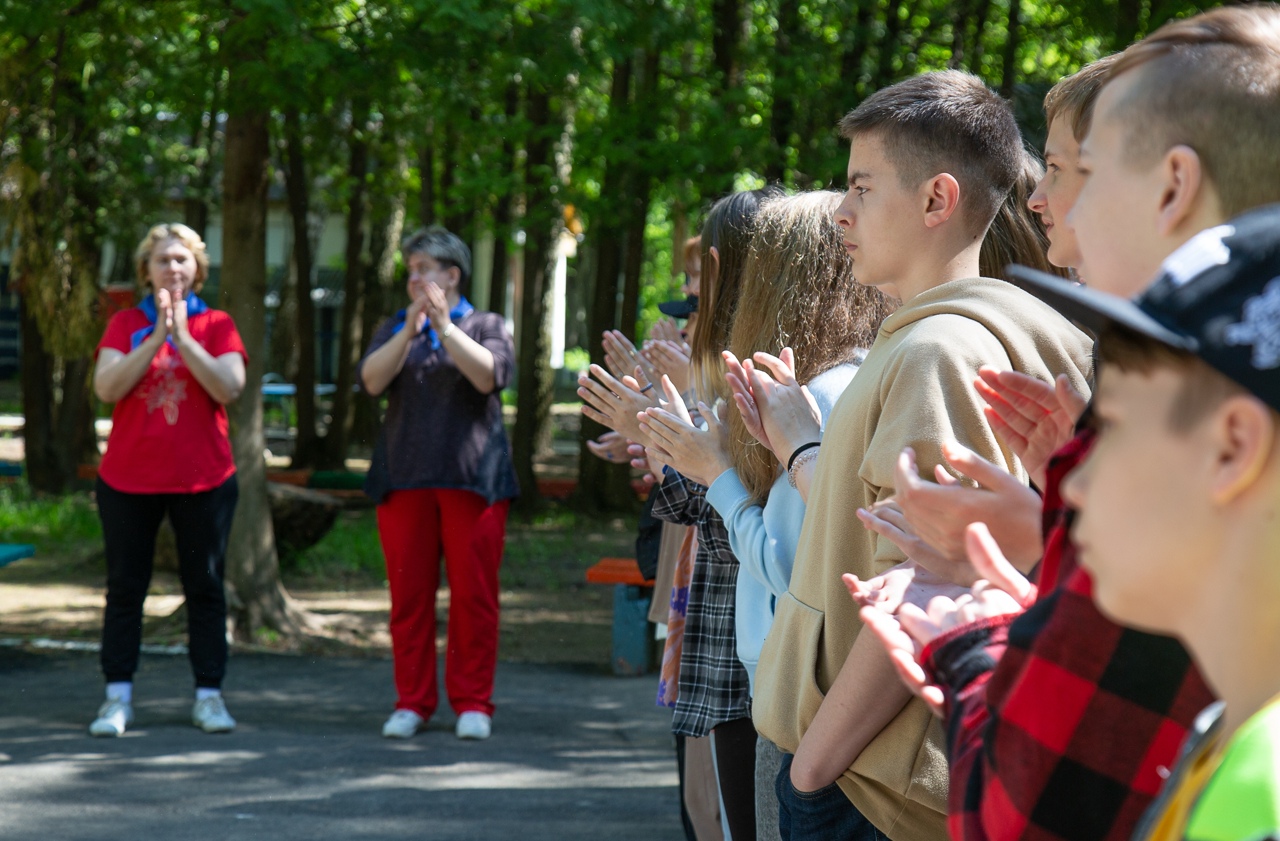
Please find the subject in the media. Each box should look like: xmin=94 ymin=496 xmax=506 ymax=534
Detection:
xmin=705 ymin=362 xmax=858 ymax=693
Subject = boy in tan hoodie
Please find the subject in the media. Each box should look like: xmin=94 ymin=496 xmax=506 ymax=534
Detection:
xmin=747 ymin=71 xmax=1094 ymax=840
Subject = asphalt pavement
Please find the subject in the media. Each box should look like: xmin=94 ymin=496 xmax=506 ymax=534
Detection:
xmin=0 ymin=646 xmax=682 ymax=840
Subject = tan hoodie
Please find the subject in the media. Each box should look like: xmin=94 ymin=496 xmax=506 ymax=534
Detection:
xmin=752 ymin=277 xmax=1093 ymax=840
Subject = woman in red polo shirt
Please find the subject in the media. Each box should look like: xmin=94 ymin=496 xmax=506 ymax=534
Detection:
xmin=88 ymin=223 xmax=247 ymax=738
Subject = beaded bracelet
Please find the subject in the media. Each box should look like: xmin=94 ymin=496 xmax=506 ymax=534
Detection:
xmin=787 ymin=445 xmax=821 ymax=488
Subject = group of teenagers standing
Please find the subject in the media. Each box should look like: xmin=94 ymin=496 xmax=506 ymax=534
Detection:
xmin=79 ymin=4 xmax=1280 ymax=840
xmin=580 ymin=5 xmax=1280 ymax=841
xmin=87 ymin=225 xmax=515 ymax=744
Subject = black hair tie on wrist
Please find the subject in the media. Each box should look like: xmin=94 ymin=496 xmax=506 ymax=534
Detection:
xmin=787 ymin=441 xmax=822 ymax=471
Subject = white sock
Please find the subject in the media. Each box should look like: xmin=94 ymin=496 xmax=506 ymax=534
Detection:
xmin=195 ymin=687 xmax=222 ymax=702
xmin=105 ymin=682 xmax=132 ymax=704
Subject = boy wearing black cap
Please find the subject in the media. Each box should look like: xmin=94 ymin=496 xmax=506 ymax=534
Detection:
xmin=1019 ymin=204 xmax=1280 ymax=840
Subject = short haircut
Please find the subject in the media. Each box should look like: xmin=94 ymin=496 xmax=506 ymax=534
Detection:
xmin=838 ymin=70 xmax=1023 ymax=237
xmin=1043 ymin=53 xmax=1121 ymax=143
xmin=135 ymin=223 xmax=210 ymax=293
xmin=401 ymin=226 xmax=472 ymax=296
xmin=1104 ymin=4 xmax=1280 ymax=217
xmin=1097 ymin=322 xmax=1249 ymax=433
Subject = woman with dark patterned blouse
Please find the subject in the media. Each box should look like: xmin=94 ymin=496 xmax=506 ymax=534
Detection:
xmin=358 ymin=226 xmax=517 ymax=742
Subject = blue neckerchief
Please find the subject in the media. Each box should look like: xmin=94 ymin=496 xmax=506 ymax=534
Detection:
xmin=130 ymin=293 xmax=210 ymax=350
xmin=392 ymin=296 xmax=474 ymax=349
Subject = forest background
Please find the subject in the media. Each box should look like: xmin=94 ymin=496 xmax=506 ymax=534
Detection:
xmin=0 ymin=0 xmax=1215 ymax=640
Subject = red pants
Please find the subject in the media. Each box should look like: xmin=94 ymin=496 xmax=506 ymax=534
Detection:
xmin=376 ymin=487 xmax=509 ymax=719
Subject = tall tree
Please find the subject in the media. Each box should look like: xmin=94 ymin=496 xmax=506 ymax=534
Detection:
xmin=218 ymin=1 xmax=303 ymax=639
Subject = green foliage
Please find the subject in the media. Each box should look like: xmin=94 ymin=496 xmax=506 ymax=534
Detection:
xmin=0 ymin=484 xmax=100 ymax=553
xmin=562 ymin=346 xmax=591 ymax=373
xmin=0 ymin=0 xmax=1223 ymax=497
xmin=288 ymin=508 xmax=385 ymax=578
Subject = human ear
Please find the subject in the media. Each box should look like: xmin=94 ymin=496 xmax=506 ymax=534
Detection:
xmin=922 ymin=173 xmax=962 ymax=229
xmin=705 ymin=246 xmax=721 ymax=286
xmin=1155 ymin=145 xmax=1206 ymax=238
xmin=1209 ymin=395 xmax=1276 ymax=504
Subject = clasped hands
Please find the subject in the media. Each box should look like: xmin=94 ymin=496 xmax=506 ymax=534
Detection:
xmin=150 ymin=288 xmax=192 ymax=348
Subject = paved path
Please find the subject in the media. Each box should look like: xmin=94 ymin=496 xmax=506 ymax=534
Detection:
xmin=0 ymin=647 xmax=681 ymax=840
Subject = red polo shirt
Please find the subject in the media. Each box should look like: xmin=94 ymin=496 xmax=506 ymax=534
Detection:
xmin=96 ymin=307 xmax=247 ymax=494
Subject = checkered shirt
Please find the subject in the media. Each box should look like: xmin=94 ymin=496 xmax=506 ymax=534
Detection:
xmin=922 ymin=427 xmax=1216 ymax=841
xmin=652 ymin=470 xmax=751 ymax=738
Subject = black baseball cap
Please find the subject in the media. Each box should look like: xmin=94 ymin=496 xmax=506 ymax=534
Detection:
xmin=658 ymin=294 xmax=698 ymax=319
xmin=1007 ymin=202 xmax=1280 ymax=414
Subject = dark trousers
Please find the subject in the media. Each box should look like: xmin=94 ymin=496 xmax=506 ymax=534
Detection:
xmin=776 ymin=753 xmax=888 ymax=841
xmin=96 ymin=475 xmax=238 ymax=689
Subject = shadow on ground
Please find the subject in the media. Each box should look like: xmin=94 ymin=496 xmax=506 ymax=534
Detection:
xmin=0 ymin=647 xmax=680 ymax=841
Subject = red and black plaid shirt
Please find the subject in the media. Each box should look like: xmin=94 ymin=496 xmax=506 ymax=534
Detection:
xmin=921 ymin=427 xmax=1215 ymax=841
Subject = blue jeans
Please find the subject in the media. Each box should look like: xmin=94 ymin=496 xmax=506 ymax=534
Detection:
xmin=776 ymin=753 xmax=889 ymax=841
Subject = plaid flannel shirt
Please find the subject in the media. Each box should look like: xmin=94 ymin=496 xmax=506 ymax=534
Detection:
xmin=651 ymin=470 xmax=751 ymax=738
xmin=922 ymin=427 xmax=1215 ymax=841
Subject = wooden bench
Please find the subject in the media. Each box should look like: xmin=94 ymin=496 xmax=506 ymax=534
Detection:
xmin=0 ymin=543 xmax=35 ymax=569
xmin=585 ymin=557 xmax=656 ymax=676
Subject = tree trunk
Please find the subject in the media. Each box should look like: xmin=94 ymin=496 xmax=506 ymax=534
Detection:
xmin=711 ymin=0 xmax=746 ymax=91
xmin=353 ymin=141 xmax=407 ymax=449
xmin=283 ymin=108 xmax=321 ymax=468
xmin=873 ymin=0 xmax=908 ymax=89
xmin=1112 ymin=0 xmax=1145 ymax=52
xmin=949 ymin=0 xmax=973 ymax=69
xmin=999 ymin=0 xmax=1022 ymax=98
xmin=767 ymin=0 xmax=800 ymax=183
xmin=322 ymin=101 xmax=370 ymax=469
xmin=18 ymin=292 xmax=62 ymax=493
xmin=221 ymin=106 xmax=299 ymax=640
xmin=183 ymin=62 xmax=222 ymax=240
xmin=840 ymin=0 xmax=877 ymax=100
xmin=418 ymin=124 xmax=436 ymax=227
xmin=488 ymin=81 xmax=521 ymax=320
xmin=511 ymin=87 xmax=558 ymax=513
xmin=574 ymin=56 xmax=641 ymax=512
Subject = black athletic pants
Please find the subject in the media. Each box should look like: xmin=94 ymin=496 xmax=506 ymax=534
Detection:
xmin=96 ymin=475 xmax=238 ymax=689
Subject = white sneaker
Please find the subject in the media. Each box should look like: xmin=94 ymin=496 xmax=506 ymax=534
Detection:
xmin=382 ymin=709 xmax=425 ymax=739
xmin=89 ymin=698 xmax=134 ymax=737
xmin=192 ymin=695 xmax=236 ymax=733
xmin=455 ymin=711 xmax=491 ymax=740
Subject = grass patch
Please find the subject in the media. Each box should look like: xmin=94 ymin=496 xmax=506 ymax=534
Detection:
xmin=0 ymin=484 xmax=101 ymax=553
xmin=285 ymin=502 xmax=637 ymax=593
xmin=286 ymin=508 xmax=386 ymax=586
xmin=503 ymin=507 xmax=636 ymax=591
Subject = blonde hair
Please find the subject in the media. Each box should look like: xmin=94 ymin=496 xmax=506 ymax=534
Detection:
xmin=134 ymin=223 xmax=210 ymax=293
xmin=690 ymin=189 xmax=778 ymax=403
xmin=1105 ymin=5 xmax=1280 ymax=218
xmin=726 ymin=191 xmax=895 ymax=503
xmin=1042 ymin=54 xmax=1121 ymax=144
